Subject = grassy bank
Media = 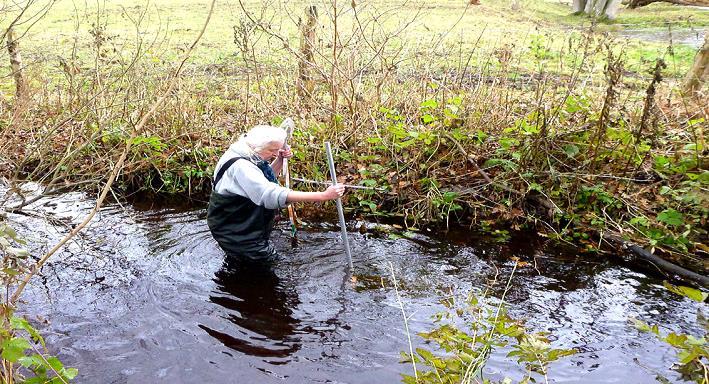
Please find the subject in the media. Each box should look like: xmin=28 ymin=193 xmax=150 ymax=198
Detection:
xmin=0 ymin=0 xmax=707 ymax=275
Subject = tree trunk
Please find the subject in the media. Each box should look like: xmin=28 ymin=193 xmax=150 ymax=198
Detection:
xmin=297 ymin=6 xmax=318 ymax=106
xmin=584 ymin=0 xmax=596 ymax=13
xmin=682 ymin=33 xmax=709 ymax=98
xmin=578 ymin=0 xmax=622 ymax=19
xmin=627 ymin=0 xmax=709 ymax=8
xmin=5 ymin=28 xmax=25 ymax=98
xmin=604 ymin=0 xmax=622 ymax=18
xmin=572 ymin=0 xmax=588 ymax=12
xmin=585 ymin=0 xmax=603 ymax=16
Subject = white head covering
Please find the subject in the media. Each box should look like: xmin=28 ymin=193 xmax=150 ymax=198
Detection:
xmin=244 ymin=125 xmax=287 ymax=151
xmin=234 ymin=125 xmax=287 ymax=155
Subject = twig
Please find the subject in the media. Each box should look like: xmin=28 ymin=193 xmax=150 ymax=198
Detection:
xmin=9 ymin=0 xmax=217 ymax=305
xmin=292 ymin=177 xmax=386 ymax=191
xmin=387 ymin=261 xmax=417 ymax=382
xmin=29 ymin=341 xmax=68 ymax=384
xmin=443 ymin=133 xmax=492 ymax=184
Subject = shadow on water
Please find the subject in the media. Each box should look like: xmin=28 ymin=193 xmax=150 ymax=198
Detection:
xmin=200 ymin=258 xmax=301 ymax=361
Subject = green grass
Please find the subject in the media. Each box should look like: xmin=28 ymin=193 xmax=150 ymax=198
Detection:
xmin=603 ymin=2 xmax=708 ymax=26
xmin=3 ymin=0 xmax=705 ymax=71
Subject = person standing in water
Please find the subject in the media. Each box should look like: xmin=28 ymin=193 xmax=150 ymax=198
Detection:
xmin=207 ymin=124 xmax=345 ymax=261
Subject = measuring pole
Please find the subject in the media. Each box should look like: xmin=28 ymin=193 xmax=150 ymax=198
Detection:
xmin=281 ymin=119 xmax=297 ymax=238
xmin=324 ymin=141 xmax=353 ymax=270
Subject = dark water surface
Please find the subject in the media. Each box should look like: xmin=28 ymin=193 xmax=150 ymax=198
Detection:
xmin=7 ymin=190 xmax=705 ymax=383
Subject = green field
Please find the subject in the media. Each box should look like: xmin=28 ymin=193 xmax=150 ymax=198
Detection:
xmin=2 ymin=0 xmax=706 ymax=77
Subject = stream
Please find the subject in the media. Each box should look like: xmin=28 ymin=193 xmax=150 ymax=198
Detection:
xmin=5 ymin=189 xmax=706 ymax=383
xmin=617 ymin=27 xmax=706 ymax=49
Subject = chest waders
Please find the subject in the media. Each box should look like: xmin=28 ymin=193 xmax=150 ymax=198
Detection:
xmin=207 ymin=157 xmax=279 ymax=262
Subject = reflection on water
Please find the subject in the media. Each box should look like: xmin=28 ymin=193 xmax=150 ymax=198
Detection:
xmin=617 ymin=28 xmax=706 ymax=49
xmin=2 ymin=188 xmax=705 ymax=383
xmin=201 ymin=258 xmax=301 ymax=361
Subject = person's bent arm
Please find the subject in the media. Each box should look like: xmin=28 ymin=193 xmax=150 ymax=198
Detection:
xmin=271 ymin=155 xmax=284 ymax=176
xmin=286 ymin=184 xmax=345 ymax=203
xmin=271 ymin=147 xmax=292 ymax=176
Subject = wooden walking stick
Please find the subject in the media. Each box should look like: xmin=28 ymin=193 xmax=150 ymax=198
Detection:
xmin=280 ymin=118 xmax=298 ymax=240
xmin=325 ymin=141 xmax=353 ymax=270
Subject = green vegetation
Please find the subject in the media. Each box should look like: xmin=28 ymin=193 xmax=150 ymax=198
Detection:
xmin=400 ymin=267 xmax=576 ymax=383
xmin=633 ymin=282 xmax=708 ymax=384
xmin=0 ymin=0 xmax=705 ymax=266
xmin=0 ymin=224 xmax=78 ymax=382
xmin=0 ymin=1 xmax=707 ymax=381
xmin=6 ymin=0 xmax=707 ymax=72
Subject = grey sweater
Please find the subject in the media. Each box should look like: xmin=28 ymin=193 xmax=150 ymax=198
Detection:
xmin=213 ymin=142 xmax=289 ymax=210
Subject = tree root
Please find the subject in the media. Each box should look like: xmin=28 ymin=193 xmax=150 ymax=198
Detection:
xmin=625 ymin=0 xmax=709 ymax=8
xmin=524 ymin=193 xmax=709 ymax=288
xmin=603 ymin=232 xmax=709 ymax=288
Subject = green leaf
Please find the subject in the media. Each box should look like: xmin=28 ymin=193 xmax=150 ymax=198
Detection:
xmin=484 ymin=158 xmax=518 ymax=171
xmin=422 ymin=114 xmax=435 ymax=124
xmin=678 ymin=349 xmax=700 ymax=365
xmin=6 ymin=246 xmax=30 ymax=258
xmin=548 ymin=348 xmax=577 ymax=360
xmin=698 ymin=171 xmax=709 ymax=185
xmin=18 ymin=355 xmax=42 ymax=368
xmin=563 ymin=144 xmax=579 ymax=158
xmin=63 ymin=367 xmax=79 ymax=380
xmin=683 ymin=143 xmax=703 ymax=151
xmin=46 ymin=356 xmax=64 ymax=372
xmin=686 ymin=173 xmax=699 ymax=181
xmin=653 ymin=155 xmax=670 ymax=169
xmin=2 ymin=268 xmax=20 ymax=276
xmin=11 ymin=316 xmax=45 ymax=346
xmin=629 ymin=216 xmax=650 ymax=227
xmin=528 ymin=183 xmax=543 ymax=192
xmin=657 ymin=209 xmax=683 ymax=227
xmin=663 ymin=332 xmax=688 ymax=347
xmin=685 ymin=335 xmax=706 ymax=346
xmin=659 ymin=186 xmax=672 ymax=195
xmin=24 ymin=378 xmax=50 ymax=384
xmin=631 ymin=318 xmax=658 ymax=334
xmin=2 ymin=225 xmax=18 ymax=240
xmin=663 ymin=281 xmax=708 ymax=302
xmin=1 ymin=337 xmax=31 ymax=362
xmin=688 ymin=117 xmax=705 ymax=127
xmin=420 ymin=99 xmax=438 ymax=109
xmin=498 ymin=137 xmax=520 ymax=150
xmin=416 ymin=347 xmax=435 ymax=362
